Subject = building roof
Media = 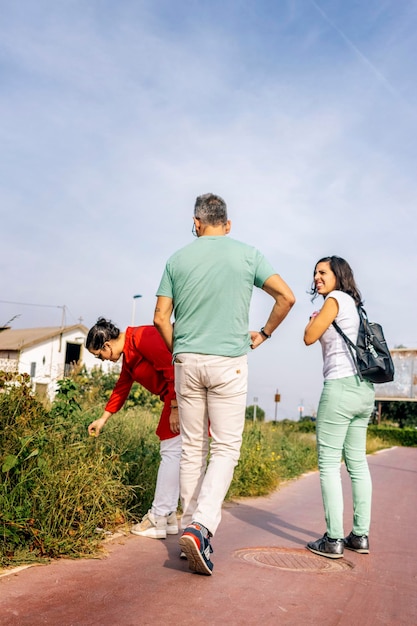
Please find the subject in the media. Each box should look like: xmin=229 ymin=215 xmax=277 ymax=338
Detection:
xmin=391 ymin=348 xmax=417 ymax=354
xmin=0 ymin=325 xmax=88 ymax=351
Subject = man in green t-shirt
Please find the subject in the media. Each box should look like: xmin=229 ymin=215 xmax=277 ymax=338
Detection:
xmin=154 ymin=193 xmax=295 ymax=575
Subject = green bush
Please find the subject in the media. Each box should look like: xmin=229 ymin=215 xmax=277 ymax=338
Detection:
xmin=0 ymin=375 xmax=131 ymax=567
xmin=227 ymin=422 xmax=317 ymax=499
xmin=99 ymin=409 xmax=162 ymax=519
xmin=228 ymin=424 xmax=281 ymax=497
xmin=71 ymin=365 xmax=163 ymax=414
xmin=294 ymin=419 xmax=317 ymax=433
xmin=368 ymin=425 xmax=417 ymax=447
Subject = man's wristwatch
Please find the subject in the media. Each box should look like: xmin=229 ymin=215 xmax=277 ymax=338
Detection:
xmin=260 ymin=327 xmax=271 ymax=339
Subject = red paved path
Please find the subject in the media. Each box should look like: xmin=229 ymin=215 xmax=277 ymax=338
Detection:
xmin=1 ymin=446 xmax=416 ymax=626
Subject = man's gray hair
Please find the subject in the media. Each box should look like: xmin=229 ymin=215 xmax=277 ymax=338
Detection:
xmin=194 ymin=193 xmax=228 ymax=225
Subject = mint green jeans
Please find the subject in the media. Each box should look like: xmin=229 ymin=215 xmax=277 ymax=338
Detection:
xmin=316 ymin=375 xmax=375 ymax=539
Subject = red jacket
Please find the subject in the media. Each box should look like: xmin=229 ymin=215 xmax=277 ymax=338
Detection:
xmin=104 ymin=326 xmax=177 ymax=440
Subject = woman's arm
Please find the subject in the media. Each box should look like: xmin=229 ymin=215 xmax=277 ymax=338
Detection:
xmin=104 ymin=366 xmax=135 ymax=414
xmin=88 ymin=410 xmax=113 ymax=437
xmin=304 ymin=297 xmax=339 ymax=345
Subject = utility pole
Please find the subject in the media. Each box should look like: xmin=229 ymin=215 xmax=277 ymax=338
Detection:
xmin=253 ymin=397 xmax=258 ymax=421
xmin=60 ymin=305 xmax=66 ymax=328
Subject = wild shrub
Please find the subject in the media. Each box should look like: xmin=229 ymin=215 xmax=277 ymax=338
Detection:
xmin=97 ymin=409 xmax=162 ymax=519
xmin=0 ymin=375 xmax=132 ymax=567
xmin=227 ymin=422 xmax=318 ymax=499
xmin=228 ymin=424 xmax=281 ymax=497
xmin=27 ymin=439 xmax=130 ymax=558
xmin=368 ymin=425 xmax=417 ymax=447
xmin=1 ymin=373 xmax=49 ymax=561
xmin=70 ymin=365 xmax=163 ymax=414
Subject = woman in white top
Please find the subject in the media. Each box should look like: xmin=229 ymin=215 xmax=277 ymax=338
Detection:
xmin=304 ymin=256 xmax=375 ymax=559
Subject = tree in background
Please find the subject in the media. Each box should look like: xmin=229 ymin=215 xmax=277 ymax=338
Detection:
xmin=245 ymin=404 xmax=265 ymax=422
xmin=299 ymin=415 xmax=316 ymax=423
xmin=381 ymin=401 xmax=417 ymax=428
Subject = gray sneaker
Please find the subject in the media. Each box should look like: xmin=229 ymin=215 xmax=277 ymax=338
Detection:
xmin=344 ymin=532 xmax=369 ymax=554
xmin=307 ymin=533 xmax=344 ymax=559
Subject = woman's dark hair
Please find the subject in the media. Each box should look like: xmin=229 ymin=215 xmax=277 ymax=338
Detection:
xmin=86 ymin=318 xmax=120 ymax=350
xmin=309 ymin=256 xmax=363 ymax=306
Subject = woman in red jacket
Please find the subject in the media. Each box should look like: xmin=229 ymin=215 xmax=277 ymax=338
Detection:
xmin=87 ymin=318 xmax=181 ymax=540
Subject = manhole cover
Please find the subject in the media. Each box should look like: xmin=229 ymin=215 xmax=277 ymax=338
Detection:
xmin=234 ymin=547 xmax=354 ymax=573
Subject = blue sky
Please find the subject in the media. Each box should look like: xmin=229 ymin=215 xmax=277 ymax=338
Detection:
xmin=1 ymin=0 xmax=416 ymax=419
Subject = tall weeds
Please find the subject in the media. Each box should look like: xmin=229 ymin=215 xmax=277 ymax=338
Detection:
xmin=227 ymin=422 xmax=317 ymax=499
xmin=0 ymin=375 xmax=131 ymax=567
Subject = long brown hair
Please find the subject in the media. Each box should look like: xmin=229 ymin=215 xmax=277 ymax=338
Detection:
xmin=310 ymin=256 xmax=363 ymax=306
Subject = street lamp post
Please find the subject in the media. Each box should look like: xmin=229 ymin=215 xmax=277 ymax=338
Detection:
xmin=131 ymin=294 xmax=142 ymax=326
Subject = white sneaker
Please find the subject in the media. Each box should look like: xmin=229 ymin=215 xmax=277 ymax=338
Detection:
xmin=131 ymin=511 xmax=167 ymax=539
xmin=167 ymin=511 xmax=179 ymax=535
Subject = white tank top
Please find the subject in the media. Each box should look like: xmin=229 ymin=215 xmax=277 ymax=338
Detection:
xmin=319 ymin=290 xmax=359 ymax=380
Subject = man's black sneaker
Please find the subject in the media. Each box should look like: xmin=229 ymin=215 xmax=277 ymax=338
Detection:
xmin=179 ymin=522 xmax=214 ymax=575
xmin=307 ymin=533 xmax=344 ymax=559
xmin=344 ymin=531 xmax=369 ymax=554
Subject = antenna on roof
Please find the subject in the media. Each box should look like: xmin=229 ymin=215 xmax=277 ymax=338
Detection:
xmin=59 ymin=306 xmax=67 ymax=328
xmin=1 ymin=314 xmax=21 ymax=328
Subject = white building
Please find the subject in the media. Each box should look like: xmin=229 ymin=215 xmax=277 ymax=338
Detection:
xmin=0 ymin=325 xmax=99 ymax=400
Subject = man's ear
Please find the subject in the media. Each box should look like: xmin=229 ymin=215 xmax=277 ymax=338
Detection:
xmin=193 ymin=217 xmax=201 ymax=236
xmin=225 ymin=220 xmax=231 ymax=234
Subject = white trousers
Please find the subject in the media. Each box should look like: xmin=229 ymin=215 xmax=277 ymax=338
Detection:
xmin=174 ymin=353 xmax=248 ymax=535
xmin=151 ymin=434 xmax=182 ymax=517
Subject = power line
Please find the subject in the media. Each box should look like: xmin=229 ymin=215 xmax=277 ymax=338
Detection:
xmin=0 ymin=300 xmax=65 ymax=309
xmin=0 ymin=301 xmax=86 ymax=327
xmin=0 ymin=301 xmax=69 ymax=327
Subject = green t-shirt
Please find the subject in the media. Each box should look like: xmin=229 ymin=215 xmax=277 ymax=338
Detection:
xmin=156 ymin=236 xmax=276 ymax=357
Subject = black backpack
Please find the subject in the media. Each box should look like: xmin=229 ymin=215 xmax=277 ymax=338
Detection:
xmin=333 ymin=306 xmax=395 ymax=384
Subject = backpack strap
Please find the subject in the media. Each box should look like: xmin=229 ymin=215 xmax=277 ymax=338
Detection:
xmin=332 ymin=306 xmax=364 ymax=381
